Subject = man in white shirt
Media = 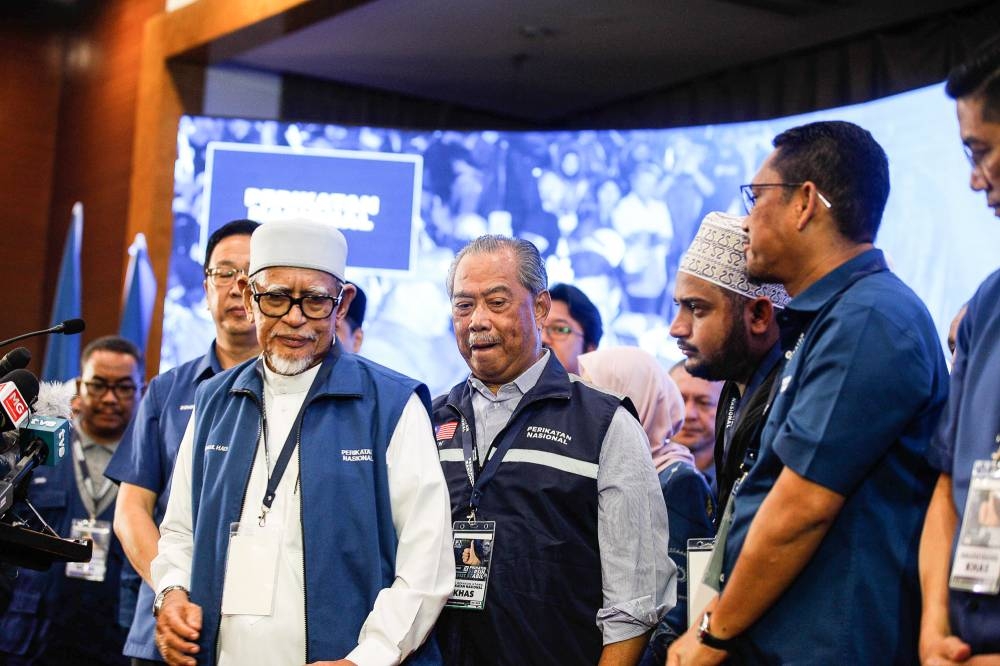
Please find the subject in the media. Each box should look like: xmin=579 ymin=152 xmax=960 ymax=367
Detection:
xmin=151 ymin=218 xmax=454 ymax=666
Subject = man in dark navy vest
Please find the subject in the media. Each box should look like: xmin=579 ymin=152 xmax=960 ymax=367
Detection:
xmin=433 ymin=235 xmax=676 ymax=666
xmin=151 ymin=218 xmax=454 ymax=666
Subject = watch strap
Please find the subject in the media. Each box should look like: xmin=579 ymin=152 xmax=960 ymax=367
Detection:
xmin=153 ymin=584 xmax=189 ymax=617
xmin=698 ymin=610 xmax=737 ymax=651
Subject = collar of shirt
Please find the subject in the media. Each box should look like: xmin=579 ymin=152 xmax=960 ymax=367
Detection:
xmin=468 ymin=349 xmax=550 ymax=403
xmin=194 ymin=341 xmax=225 ymax=384
xmin=778 ymin=248 xmax=887 ymax=349
xmin=262 ymin=359 xmax=321 ymax=396
xmin=785 ymin=248 xmax=887 ymax=314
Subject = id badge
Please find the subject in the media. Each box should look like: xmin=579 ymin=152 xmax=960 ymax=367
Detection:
xmin=65 ymin=518 xmax=110 ymax=582
xmin=446 ymin=520 xmax=495 ymax=610
xmin=221 ymin=522 xmax=282 ymax=616
xmin=950 ymin=459 xmax=1000 ymax=594
xmin=687 ymin=537 xmax=716 ymax=627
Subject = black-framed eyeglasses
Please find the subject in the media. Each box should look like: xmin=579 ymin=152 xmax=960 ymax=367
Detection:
xmin=251 ymin=288 xmax=344 ymax=320
xmin=81 ymin=379 xmax=139 ymax=399
xmin=205 ymin=266 xmax=248 ymax=287
xmin=544 ymin=323 xmax=583 ymax=339
xmin=740 ymin=183 xmax=833 ymax=213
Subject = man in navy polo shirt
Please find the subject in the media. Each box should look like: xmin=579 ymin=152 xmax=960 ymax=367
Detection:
xmin=920 ymin=37 xmax=1000 ymax=664
xmin=668 ymin=121 xmax=948 ymax=665
xmin=105 ymin=219 xmax=261 ymax=665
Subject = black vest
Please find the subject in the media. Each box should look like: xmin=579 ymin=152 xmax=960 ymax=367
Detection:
xmin=432 ymin=355 xmax=627 ymax=666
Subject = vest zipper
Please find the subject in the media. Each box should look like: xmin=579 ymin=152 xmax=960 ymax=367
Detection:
xmin=297 ymin=417 xmax=309 ymax=665
xmin=217 ymin=388 xmax=266 ymax=663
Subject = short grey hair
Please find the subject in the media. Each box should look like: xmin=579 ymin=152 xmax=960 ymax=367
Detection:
xmin=446 ymin=235 xmax=548 ymax=298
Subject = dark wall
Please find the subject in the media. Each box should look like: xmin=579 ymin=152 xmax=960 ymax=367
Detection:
xmin=0 ymin=0 xmax=162 ymax=372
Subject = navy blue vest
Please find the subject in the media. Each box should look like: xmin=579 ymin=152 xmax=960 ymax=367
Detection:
xmin=186 ymin=347 xmax=440 ymax=665
xmin=432 ymin=354 xmax=626 ymax=666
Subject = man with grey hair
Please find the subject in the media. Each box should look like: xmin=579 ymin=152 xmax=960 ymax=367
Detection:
xmin=151 ymin=218 xmax=454 ymax=666
xmin=432 ymin=234 xmax=676 ymax=665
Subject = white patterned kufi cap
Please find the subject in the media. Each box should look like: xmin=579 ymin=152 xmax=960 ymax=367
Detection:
xmin=248 ymin=218 xmax=348 ymax=281
xmin=678 ymin=211 xmax=790 ymax=308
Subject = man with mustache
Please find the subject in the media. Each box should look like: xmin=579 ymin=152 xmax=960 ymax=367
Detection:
xmin=105 ymin=219 xmax=261 ymax=666
xmin=920 ymin=37 xmax=1000 ymax=664
xmin=151 ymin=218 xmax=454 ymax=666
xmin=433 ymin=235 xmax=675 ymax=666
xmin=669 ymin=211 xmax=789 ymax=517
xmin=0 ymin=336 xmax=144 ymax=665
xmin=668 ymin=121 xmax=948 ymax=665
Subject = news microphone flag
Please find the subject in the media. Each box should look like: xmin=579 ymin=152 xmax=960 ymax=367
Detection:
xmin=0 ymin=381 xmax=31 ymax=431
xmin=42 ymin=202 xmax=84 ymax=382
xmin=118 ymin=232 xmax=157 ymax=370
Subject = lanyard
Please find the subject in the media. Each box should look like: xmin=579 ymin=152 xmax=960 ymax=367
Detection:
xmin=257 ymin=358 xmax=333 ymax=526
xmin=73 ymin=438 xmax=113 ymax=518
xmin=458 ymin=400 xmax=529 ymax=520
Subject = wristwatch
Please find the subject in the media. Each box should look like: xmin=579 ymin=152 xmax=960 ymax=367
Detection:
xmin=697 ymin=610 xmax=737 ymax=651
xmin=153 ymin=585 xmax=189 ymax=617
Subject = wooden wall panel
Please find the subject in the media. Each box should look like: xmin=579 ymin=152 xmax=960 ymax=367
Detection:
xmin=0 ymin=25 xmax=64 ymax=366
xmin=46 ymin=0 xmax=165 ymax=360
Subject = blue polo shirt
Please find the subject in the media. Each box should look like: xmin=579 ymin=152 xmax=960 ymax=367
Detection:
xmin=928 ymin=267 xmax=1000 ymax=654
xmin=104 ymin=345 xmax=223 ymax=662
xmin=722 ymin=249 xmax=948 ymax=664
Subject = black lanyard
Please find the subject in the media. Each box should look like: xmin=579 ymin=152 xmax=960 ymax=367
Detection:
xmin=458 ymin=398 xmax=531 ymax=520
xmin=257 ymin=359 xmax=333 ymax=526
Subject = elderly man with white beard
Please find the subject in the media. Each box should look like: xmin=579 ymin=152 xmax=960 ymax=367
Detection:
xmin=151 ymin=219 xmax=454 ymax=666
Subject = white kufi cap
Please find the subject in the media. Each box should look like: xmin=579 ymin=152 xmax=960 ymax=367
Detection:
xmin=678 ymin=211 xmax=790 ymax=308
xmin=249 ymin=218 xmax=348 ymax=281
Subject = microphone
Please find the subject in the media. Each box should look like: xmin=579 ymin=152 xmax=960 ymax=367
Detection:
xmin=0 ymin=370 xmax=40 ymax=433
xmin=0 ymin=348 xmax=31 ymax=376
xmin=0 ymin=319 xmax=86 ymax=349
xmin=22 ymin=380 xmax=74 ymax=467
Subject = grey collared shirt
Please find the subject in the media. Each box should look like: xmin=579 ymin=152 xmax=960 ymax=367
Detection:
xmin=73 ymin=419 xmax=119 ymax=518
xmin=468 ymin=351 xmax=676 ymax=645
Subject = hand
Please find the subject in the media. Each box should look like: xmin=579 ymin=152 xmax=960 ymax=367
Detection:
xmin=156 ymin=589 xmax=202 ymax=666
xmin=462 ymin=546 xmax=481 ymax=566
xmin=968 ymin=657 xmax=1000 ymax=665
xmin=666 ymin=625 xmax=727 ymax=666
xmin=920 ymin=632 xmax=972 ymax=666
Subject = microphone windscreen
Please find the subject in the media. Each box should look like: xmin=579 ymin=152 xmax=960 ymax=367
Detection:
xmin=60 ymin=319 xmax=86 ymax=335
xmin=34 ymin=381 xmax=75 ymax=420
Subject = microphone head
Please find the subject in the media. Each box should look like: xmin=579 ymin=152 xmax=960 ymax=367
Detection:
xmin=0 ymin=347 xmax=32 ymax=375
xmin=2 ymin=369 xmax=40 ymax=406
xmin=60 ymin=319 xmax=86 ymax=335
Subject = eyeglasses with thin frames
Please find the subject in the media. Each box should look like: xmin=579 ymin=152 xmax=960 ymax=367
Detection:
xmin=205 ymin=266 xmax=248 ymax=287
xmin=251 ymin=287 xmax=344 ymax=320
xmin=740 ymin=183 xmax=833 ymax=213
xmin=544 ymin=323 xmax=583 ymax=339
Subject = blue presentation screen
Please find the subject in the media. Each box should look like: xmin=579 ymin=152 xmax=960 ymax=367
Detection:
xmin=165 ymin=84 xmax=1000 ymax=397
xmin=203 ymin=144 xmax=420 ymax=273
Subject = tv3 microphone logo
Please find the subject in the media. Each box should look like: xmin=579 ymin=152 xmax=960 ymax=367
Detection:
xmin=1 ymin=383 xmax=29 ymax=425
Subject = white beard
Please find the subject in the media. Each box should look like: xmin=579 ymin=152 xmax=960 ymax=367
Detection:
xmin=265 ymin=352 xmax=314 ymax=376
